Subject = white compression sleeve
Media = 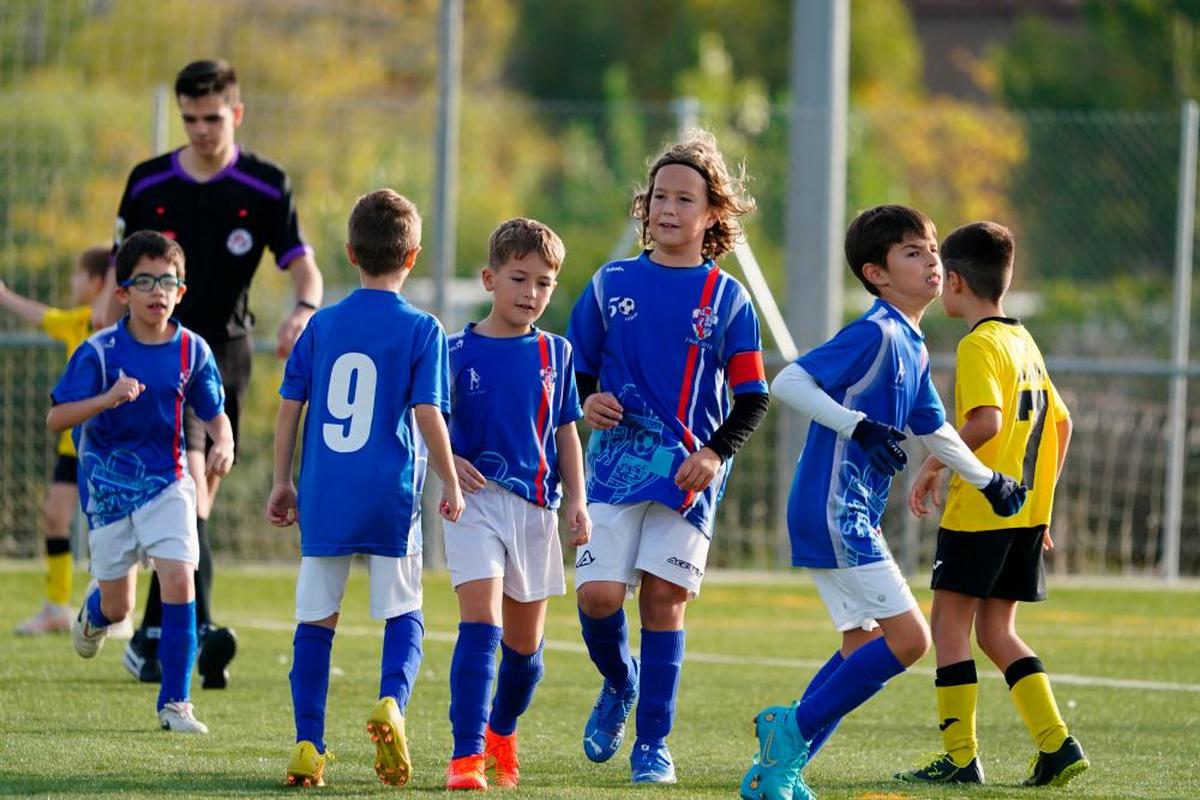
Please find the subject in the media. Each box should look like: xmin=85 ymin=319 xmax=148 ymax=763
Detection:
xmin=770 ymin=363 xmax=865 ymax=438
xmin=917 ymin=422 xmax=994 ymax=488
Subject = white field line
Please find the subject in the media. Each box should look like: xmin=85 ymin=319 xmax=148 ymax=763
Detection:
xmin=232 ymin=616 xmax=1200 ymax=694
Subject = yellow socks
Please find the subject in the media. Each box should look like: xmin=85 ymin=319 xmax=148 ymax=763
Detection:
xmin=45 ymin=540 xmax=73 ymax=606
xmin=935 ymin=660 xmax=979 ymax=767
xmin=1006 ymin=656 xmax=1068 ymax=753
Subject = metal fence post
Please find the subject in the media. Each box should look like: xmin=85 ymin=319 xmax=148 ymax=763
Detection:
xmin=1164 ymin=99 xmax=1198 ymax=583
xmin=153 ymin=83 xmax=169 ymax=154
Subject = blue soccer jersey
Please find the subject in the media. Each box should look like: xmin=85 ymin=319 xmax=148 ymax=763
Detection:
xmin=787 ymin=299 xmax=946 ymax=568
xmin=567 ymin=251 xmax=768 ymax=538
xmin=448 ymin=324 xmax=583 ymax=509
xmin=280 ymin=288 xmax=449 ymax=558
xmin=51 ymin=318 xmax=224 ymax=529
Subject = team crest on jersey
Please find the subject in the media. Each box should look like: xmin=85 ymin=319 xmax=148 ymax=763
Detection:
xmin=226 ymin=228 xmax=253 ymax=256
xmin=539 ymin=365 xmax=557 ymax=394
xmin=691 ymin=305 xmax=718 ymax=340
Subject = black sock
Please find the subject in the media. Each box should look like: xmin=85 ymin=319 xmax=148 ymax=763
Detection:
xmin=140 ymin=572 xmax=163 ymax=632
xmin=195 ymin=517 xmax=213 ymax=627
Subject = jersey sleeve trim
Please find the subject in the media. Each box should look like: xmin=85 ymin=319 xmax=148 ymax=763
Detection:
xmin=727 ymin=351 xmax=766 ymax=392
xmin=129 ymin=169 xmax=176 ymax=200
xmin=277 ymin=243 xmax=314 ymax=269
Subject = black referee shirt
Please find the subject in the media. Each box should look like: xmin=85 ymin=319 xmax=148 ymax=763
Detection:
xmin=114 ymin=147 xmax=311 ymax=344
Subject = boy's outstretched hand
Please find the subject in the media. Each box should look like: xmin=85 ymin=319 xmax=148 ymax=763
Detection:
xmin=982 ymin=471 xmax=1027 ymax=517
xmin=454 ymin=455 xmax=486 ymax=493
xmin=439 ymin=483 xmax=465 ymax=522
xmin=265 ymin=482 xmax=297 ymax=527
xmin=851 ymin=418 xmax=908 ymax=476
xmin=104 ymin=374 xmax=145 ymax=409
xmin=675 ymin=446 xmax=722 ymax=492
xmin=583 ymin=392 xmax=623 ymax=430
xmin=565 ymin=497 xmax=591 ymax=547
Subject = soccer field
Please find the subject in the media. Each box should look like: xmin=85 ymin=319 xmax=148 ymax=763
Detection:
xmin=1 ymin=562 xmax=1196 ymax=799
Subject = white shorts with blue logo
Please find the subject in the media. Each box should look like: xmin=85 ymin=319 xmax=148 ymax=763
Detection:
xmin=444 ymin=482 xmax=564 ymax=602
xmin=295 ymin=553 xmax=423 ymax=622
xmin=574 ymin=501 xmax=710 ymax=599
xmin=88 ymin=478 xmax=198 ymax=581
xmin=809 ymin=559 xmax=918 ymax=632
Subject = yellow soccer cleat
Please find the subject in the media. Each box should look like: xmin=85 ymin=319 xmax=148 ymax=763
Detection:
xmin=366 ymin=696 xmax=411 ymax=787
xmin=284 ymin=740 xmax=331 ymax=788
xmin=485 ymin=724 xmax=520 ymax=788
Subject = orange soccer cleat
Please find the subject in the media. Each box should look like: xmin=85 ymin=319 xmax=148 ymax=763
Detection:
xmin=446 ymin=753 xmax=488 ymax=791
xmin=484 ymin=725 xmax=520 ymax=788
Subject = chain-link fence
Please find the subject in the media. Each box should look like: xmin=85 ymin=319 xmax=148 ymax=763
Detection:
xmin=1 ymin=1 xmax=1196 ymax=575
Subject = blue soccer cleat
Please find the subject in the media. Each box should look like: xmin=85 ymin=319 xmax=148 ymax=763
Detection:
xmin=740 ymin=704 xmax=813 ymax=800
xmin=630 ymin=740 xmax=676 ymax=784
xmin=582 ymin=658 xmax=639 ymax=763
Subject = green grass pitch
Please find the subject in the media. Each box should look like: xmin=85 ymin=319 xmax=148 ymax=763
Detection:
xmin=1 ymin=562 xmax=1197 ymax=798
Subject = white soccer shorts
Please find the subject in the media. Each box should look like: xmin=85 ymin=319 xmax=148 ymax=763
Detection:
xmin=295 ymin=553 xmax=423 ymax=622
xmin=88 ymin=478 xmax=198 ymax=580
xmin=574 ymin=501 xmax=710 ymax=599
xmin=443 ymin=482 xmax=565 ymax=602
xmin=809 ymin=559 xmax=919 ymax=632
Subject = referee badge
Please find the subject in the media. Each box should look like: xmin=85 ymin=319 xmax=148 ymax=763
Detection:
xmin=226 ymin=228 xmax=253 ymax=256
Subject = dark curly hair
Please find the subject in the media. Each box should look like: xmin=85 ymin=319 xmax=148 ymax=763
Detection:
xmin=632 ymin=128 xmax=755 ymax=261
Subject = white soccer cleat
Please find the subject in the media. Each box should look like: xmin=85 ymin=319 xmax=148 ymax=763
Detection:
xmin=158 ymin=701 xmax=209 ymax=734
xmin=15 ymin=602 xmax=73 ymax=635
xmin=71 ymin=603 xmax=109 ymax=658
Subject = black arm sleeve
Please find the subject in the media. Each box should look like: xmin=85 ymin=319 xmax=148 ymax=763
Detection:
xmin=705 ymin=392 xmax=770 ymax=462
xmin=576 ymin=371 xmax=599 ymax=405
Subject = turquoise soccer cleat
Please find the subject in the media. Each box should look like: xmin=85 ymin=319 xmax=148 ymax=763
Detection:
xmin=739 ymin=703 xmax=813 ymax=800
xmin=630 ymin=740 xmax=676 ymax=784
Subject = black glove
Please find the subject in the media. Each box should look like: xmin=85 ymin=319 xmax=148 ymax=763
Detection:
xmin=982 ymin=471 xmax=1027 ymax=517
xmin=851 ymin=418 xmax=908 ymax=476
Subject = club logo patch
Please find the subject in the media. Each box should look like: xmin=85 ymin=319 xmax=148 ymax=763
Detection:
xmin=575 ymin=549 xmax=595 ymax=568
xmin=608 ymin=296 xmax=637 ymax=319
xmin=691 ymin=305 xmax=718 ymax=340
xmin=226 ymin=228 xmax=253 ymax=256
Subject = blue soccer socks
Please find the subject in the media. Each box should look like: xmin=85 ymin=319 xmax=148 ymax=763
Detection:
xmin=85 ymin=587 xmax=113 ymax=629
xmin=380 ymin=610 xmax=424 ymax=713
xmin=795 ymin=637 xmax=905 ymax=740
xmin=290 ymin=623 xmax=335 ymax=753
xmin=579 ymin=607 xmax=635 ymax=687
xmin=488 ymin=639 xmax=545 ymax=736
xmin=635 ymin=628 xmax=685 ymax=747
xmin=157 ymin=600 xmax=197 ymax=711
xmin=801 ymin=649 xmax=845 ymax=758
xmin=449 ymin=622 xmax=503 ymax=758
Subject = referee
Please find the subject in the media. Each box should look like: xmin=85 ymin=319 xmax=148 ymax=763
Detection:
xmin=109 ymin=60 xmax=323 ymax=689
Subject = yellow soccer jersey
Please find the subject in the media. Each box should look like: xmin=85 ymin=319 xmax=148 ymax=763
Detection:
xmin=941 ymin=318 xmax=1070 ymax=532
xmin=41 ymin=305 xmax=93 ymax=457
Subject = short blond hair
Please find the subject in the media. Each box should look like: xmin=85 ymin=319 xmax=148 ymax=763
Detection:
xmin=488 ymin=217 xmax=566 ymax=272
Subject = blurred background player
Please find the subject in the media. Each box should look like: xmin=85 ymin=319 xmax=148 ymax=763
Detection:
xmin=443 ymin=218 xmax=590 ymax=790
xmin=267 ymin=189 xmax=463 ymax=788
xmin=741 ymin=205 xmax=1027 ymax=800
xmin=52 ymin=231 xmax=232 ymax=733
xmin=895 ymin=221 xmax=1087 ymax=788
xmin=110 ymin=59 xmax=324 ymax=688
xmin=1 ymin=246 xmax=124 ymax=636
xmin=567 ymin=130 xmax=770 ymax=785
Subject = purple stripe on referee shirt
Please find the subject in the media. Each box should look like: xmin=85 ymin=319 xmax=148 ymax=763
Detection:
xmin=277 ymin=244 xmax=313 ymax=269
xmin=129 ymin=169 xmax=176 ymax=199
xmin=169 ymin=147 xmax=242 ymax=185
xmin=228 ymin=169 xmax=283 ymax=200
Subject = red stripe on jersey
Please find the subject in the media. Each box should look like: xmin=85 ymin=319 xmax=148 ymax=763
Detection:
xmin=532 ymin=333 xmax=553 ymax=507
xmin=727 ymin=351 xmax=766 ymax=390
xmin=675 ymin=267 xmax=720 ymax=511
xmin=174 ymin=332 xmax=190 ymax=480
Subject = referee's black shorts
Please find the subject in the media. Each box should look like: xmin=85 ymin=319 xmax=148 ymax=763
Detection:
xmin=184 ymin=336 xmax=253 ymax=463
xmin=930 ymin=525 xmax=1048 ymax=602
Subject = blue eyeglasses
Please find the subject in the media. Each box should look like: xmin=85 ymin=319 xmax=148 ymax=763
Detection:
xmin=120 ymin=274 xmax=184 ymax=292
